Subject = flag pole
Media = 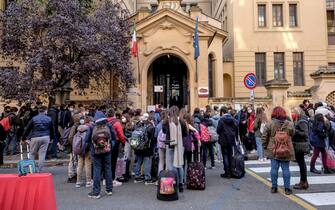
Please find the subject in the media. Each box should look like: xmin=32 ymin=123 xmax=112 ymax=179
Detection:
xmin=136 ymin=41 xmax=141 ymax=84
xmin=195 ymin=59 xmax=198 ymax=83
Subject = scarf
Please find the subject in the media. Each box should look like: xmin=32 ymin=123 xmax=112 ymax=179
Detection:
xmin=169 ymin=121 xmax=184 ymax=167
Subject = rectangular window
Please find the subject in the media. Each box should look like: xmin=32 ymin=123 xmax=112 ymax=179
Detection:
xmin=328 ymin=10 xmax=335 ymax=44
xmin=327 ymin=0 xmax=335 ymax=9
xmin=274 ymin=53 xmax=285 ymax=80
xmin=289 ymin=4 xmax=298 ymax=27
xmin=258 ymin=4 xmax=266 ymax=27
xmin=272 ymin=4 xmax=283 ymax=27
xmin=255 ymin=53 xmax=266 ymax=86
xmin=293 ymin=52 xmax=304 ymax=86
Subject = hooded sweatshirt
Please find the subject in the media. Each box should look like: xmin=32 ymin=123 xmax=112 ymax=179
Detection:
xmin=217 ymin=114 xmax=238 ymax=145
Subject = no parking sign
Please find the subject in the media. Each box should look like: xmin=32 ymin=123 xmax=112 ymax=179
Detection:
xmin=243 ymin=73 xmax=257 ymax=90
xmin=243 ymin=73 xmax=257 ymax=102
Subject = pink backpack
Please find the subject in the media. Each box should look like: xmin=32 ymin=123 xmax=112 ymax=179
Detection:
xmin=200 ymin=124 xmax=210 ymax=142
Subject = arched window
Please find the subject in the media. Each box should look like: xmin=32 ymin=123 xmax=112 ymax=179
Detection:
xmin=223 ymin=73 xmax=232 ymax=97
xmin=208 ymin=54 xmax=215 ymax=97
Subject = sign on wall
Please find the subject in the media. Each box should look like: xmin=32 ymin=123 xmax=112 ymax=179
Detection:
xmin=154 ymin=85 xmax=164 ymax=93
xmin=198 ymin=87 xmax=209 ymax=97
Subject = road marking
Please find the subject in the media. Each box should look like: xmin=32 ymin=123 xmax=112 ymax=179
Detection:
xmin=249 ymin=165 xmax=322 ymax=173
xmin=266 ymin=176 xmax=335 ymax=186
xmin=245 ymin=160 xmax=271 ymax=165
xmin=296 ymin=192 xmax=335 ymax=206
xmin=245 ymin=158 xmax=320 ymax=165
xmin=246 ymin=168 xmax=317 ymax=210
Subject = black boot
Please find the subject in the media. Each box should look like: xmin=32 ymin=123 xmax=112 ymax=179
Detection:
xmin=271 ymin=187 xmax=278 ymax=193
xmin=179 ymin=183 xmax=184 ymax=193
xmin=310 ymin=166 xmax=321 ymax=174
xmin=324 ymin=168 xmax=334 ymax=174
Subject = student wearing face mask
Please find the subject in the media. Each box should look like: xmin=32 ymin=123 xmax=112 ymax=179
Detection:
xmin=107 ymin=109 xmax=126 ymax=187
xmin=247 ymin=107 xmax=256 ymax=153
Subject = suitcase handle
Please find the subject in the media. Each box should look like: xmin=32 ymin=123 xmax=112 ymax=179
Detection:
xmin=20 ymin=142 xmax=30 ymax=160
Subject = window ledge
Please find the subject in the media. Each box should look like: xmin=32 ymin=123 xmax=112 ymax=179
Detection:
xmin=255 ymin=27 xmax=302 ymax=32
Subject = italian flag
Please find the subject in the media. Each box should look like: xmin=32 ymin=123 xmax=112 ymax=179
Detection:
xmin=131 ymin=26 xmax=138 ymax=57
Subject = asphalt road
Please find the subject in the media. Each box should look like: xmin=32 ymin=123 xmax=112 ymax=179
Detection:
xmin=0 ymin=163 xmax=310 ymax=210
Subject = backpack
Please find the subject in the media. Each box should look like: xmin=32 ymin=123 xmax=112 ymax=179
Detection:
xmin=200 ymin=124 xmax=210 ymax=142
xmin=273 ymin=122 xmax=291 ymax=159
xmin=130 ymin=124 xmax=150 ymax=151
xmin=0 ymin=116 xmax=11 ymax=132
xmin=157 ymin=129 xmax=166 ymax=149
xmin=207 ymin=126 xmax=218 ymax=143
xmin=92 ymin=124 xmax=111 ymax=154
xmin=72 ymin=128 xmax=87 ymax=156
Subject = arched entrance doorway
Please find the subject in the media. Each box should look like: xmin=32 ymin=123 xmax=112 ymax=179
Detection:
xmin=147 ymin=55 xmax=189 ymax=109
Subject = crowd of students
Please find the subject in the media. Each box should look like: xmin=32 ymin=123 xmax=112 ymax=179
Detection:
xmin=0 ymin=99 xmax=334 ymax=199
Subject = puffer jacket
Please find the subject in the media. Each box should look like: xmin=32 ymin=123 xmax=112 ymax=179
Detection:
xmin=22 ymin=114 xmax=54 ymax=139
xmin=262 ymin=119 xmax=295 ymax=161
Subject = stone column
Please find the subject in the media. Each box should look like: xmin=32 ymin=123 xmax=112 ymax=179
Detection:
xmin=264 ymin=79 xmax=291 ymax=108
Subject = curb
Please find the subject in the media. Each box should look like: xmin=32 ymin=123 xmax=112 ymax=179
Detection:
xmin=0 ymin=154 xmax=258 ymax=169
xmin=0 ymin=159 xmax=69 ymax=169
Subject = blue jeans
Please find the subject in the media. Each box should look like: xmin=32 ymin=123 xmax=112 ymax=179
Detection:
xmin=271 ymin=159 xmax=290 ymax=189
xmin=255 ymin=137 xmax=264 ymax=159
xmin=5 ymin=131 xmax=17 ymax=155
xmin=92 ymin=152 xmax=112 ymax=194
xmin=166 ymin=148 xmax=184 ymax=184
xmin=134 ymin=155 xmax=152 ymax=180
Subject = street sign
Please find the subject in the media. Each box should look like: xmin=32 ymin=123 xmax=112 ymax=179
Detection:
xmin=243 ymin=73 xmax=257 ymax=90
xmin=198 ymin=87 xmax=209 ymax=97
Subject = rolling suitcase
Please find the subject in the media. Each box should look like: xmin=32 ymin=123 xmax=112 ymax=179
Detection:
xmin=17 ymin=143 xmax=37 ymax=176
xmin=157 ymin=170 xmax=178 ymax=201
xmin=157 ymin=145 xmax=179 ymax=201
xmin=186 ymin=144 xmax=206 ymax=190
xmin=231 ymin=140 xmax=245 ymax=179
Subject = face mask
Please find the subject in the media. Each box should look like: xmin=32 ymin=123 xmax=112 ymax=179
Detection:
xmin=121 ymin=118 xmax=127 ymax=123
xmin=69 ymin=108 xmax=74 ymax=112
xmin=248 ymin=109 xmax=252 ymax=113
xmin=80 ymin=119 xmax=85 ymax=125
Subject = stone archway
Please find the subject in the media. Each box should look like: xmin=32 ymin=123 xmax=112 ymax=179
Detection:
xmin=147 ymin=54 xmax=189 ymax=109
xmin=326 ymin=91 xmax=335 ymax=106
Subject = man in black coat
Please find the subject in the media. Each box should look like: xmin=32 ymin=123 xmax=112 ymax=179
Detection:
xmin=217 ymin=106 xmax=238 ymax=178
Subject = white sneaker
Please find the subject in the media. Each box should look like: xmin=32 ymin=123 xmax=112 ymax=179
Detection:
xmin=75 ymin=182 xmax=81 ymax=188
xmin=105 ymin=190 xmax=113 ymax=196
xmin=250 ymin=150 xmax=257 ymax=154
xmin=86 ymin=181 xmax=93 ymax=188
xmin=113 ymin=180 xmax=122 ymax=187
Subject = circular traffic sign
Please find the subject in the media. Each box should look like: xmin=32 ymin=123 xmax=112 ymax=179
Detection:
xmin=243 ymin=73 xmax=257 ymax=90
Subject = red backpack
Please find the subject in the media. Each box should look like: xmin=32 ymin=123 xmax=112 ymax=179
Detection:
xmin=200 ymin=124 xmax=210 ymax=142
xmin=0 ymin=116 xmax=11 ymax=132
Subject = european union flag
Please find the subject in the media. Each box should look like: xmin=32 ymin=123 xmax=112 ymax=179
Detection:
xmin=193 ymin=16 xmax=200 ymax=60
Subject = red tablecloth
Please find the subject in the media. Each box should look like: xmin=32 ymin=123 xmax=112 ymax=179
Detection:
xmin=0 ymin=173 xmax=57 ymax=210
